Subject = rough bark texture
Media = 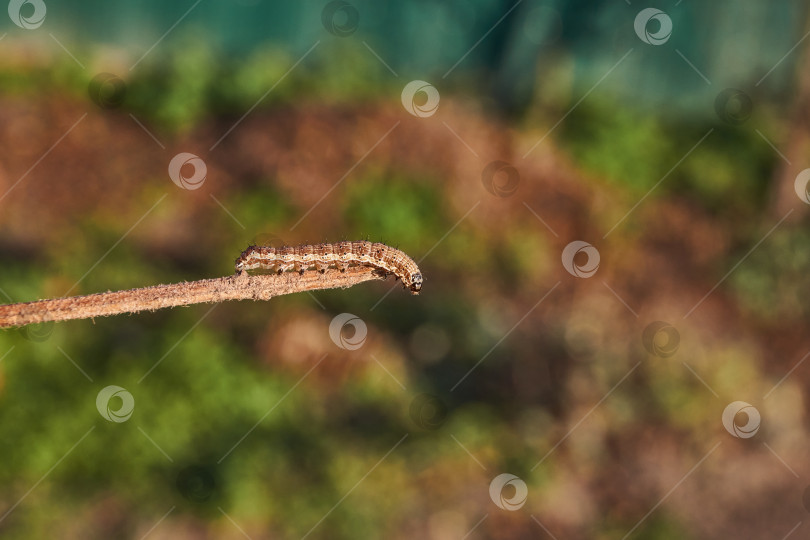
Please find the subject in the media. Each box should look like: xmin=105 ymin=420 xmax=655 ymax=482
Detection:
xmin=0 ymin=267 xmax=386 ymax=328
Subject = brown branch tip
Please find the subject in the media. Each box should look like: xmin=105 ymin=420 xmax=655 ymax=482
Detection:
xmin=0 ymin=266 xmax=391 ymax=329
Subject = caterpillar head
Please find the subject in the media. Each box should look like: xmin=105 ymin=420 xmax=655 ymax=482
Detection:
xmin=408 ymin=272 xmax=422 ymax=295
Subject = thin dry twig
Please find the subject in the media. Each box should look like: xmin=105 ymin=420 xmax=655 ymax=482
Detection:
xmin=0 ymin=267 xmax=387 ymax=329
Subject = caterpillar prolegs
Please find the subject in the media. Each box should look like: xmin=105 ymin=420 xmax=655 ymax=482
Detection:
xmin=235 ymin=241 xmax=423 ymax=295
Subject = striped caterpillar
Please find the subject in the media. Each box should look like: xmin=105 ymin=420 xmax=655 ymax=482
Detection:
xmin=235 ymin=241 xmax=423 ymax=295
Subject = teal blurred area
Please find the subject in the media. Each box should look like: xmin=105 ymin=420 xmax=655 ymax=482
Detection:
xmin=2 ymin=0 xmax=805 ymax=114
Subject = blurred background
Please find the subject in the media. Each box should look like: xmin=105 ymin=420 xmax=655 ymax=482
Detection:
xmin=1 ymin=0 xmax=809 ymax=538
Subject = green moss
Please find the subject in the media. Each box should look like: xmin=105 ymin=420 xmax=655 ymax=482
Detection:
xmin=731 ymin=228 xmax=810 ymax=321
xmin=559 ymin=101 xmax=674 ymax=194
xmin=341 ymin=171 xmax=444 ymax=251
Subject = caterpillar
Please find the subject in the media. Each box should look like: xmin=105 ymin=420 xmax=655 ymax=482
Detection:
xmin=235 ymin=241 xmax=423 ymax=295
